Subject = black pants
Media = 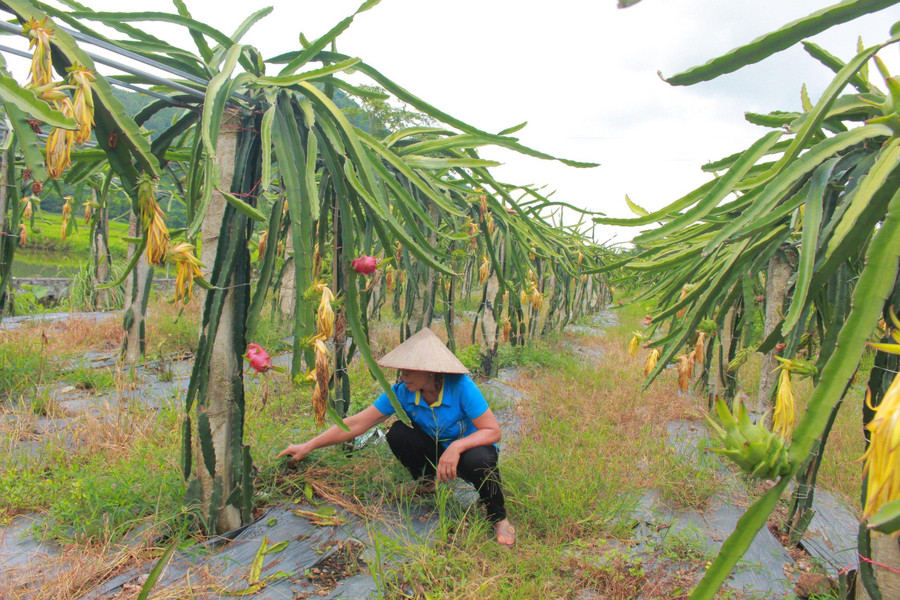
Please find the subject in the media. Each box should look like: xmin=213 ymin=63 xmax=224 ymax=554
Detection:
xmin=385 ymin=421 xmax=507 ymax=523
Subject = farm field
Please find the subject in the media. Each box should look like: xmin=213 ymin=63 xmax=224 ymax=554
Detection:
xmin=0 ymin=299 xmax=866 ymax=599
xmin=1 ymin=1 xmax=900 ymax=599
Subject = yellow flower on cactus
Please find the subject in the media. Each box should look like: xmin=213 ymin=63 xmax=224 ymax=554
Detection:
xmin=138 ymin=175 xmax=169 ymax=265
xmin=169 ymin=242 xmax=203 ymax=303
xmin=67 ymin=64 xmax=95 ymax=145
xmin=465 ymin=218 xmax=479 ymax=249
xmin=519 ymin=290 xmax=529 ymax=307
xmin=479 ymin=195 xmax=488 ymax=220
xmin=60 ymin=196 xmax=72 ymax=241
xmin=23 ymin=17 xmax=53 ymax=87
xmin=479 ymin=255 xmax=490 ymax=285
xmin=860 ymin=381 xmax=900 ymax=520
xmin=644 ymin=348 xmax=660 ymax=377
xmin=485 ymin=213 xmax=495 ymax=237
xmin=677 ymin=354 xmax=694 ymax=391
xmin=316 ymin=283 xmax=335 ymax=340
xmin=676 ymin=284 xmax=692 ymax=318
xmin=692 ymin=332 xmax=707 ymax=367
xmin=83 ymin=200 xmax=92 ymax=224
xmin=146 ymin=206 xmax=169 ymax=265
xmin=530 ymin=288 xmax=543 ymax=311
xmin=502 ymin=319 xmax=512 ymax=342
xmin=311 ymin=336 xmax=331 ymax=427
xmin=22 ymin=197 xmax=33 ymax=221
xmin=18 ymin=223 xmax=27 ymax=247
xmin=773 ymin=368 xmax=796 ymax=439
xmin=256 ymin=229 xmax=268 ymax=261
xmin=628 ymin=331 xmax=643 ymax=358
xmin=46 ymin=99 xmax=75 ymax=179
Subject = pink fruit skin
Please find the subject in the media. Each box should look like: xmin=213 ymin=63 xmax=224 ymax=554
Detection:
xmin=351 ymin=255 xmax=378 ymax=275
xmin=247 ymin=343 xmax=272 ymax=373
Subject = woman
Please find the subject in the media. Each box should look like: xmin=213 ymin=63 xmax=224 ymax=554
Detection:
xmin=278 ymin=327 xmax=516 ymax=546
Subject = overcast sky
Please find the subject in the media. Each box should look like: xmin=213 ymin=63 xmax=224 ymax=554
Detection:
xmin=29 ymin=1 xmax=900 ymax=243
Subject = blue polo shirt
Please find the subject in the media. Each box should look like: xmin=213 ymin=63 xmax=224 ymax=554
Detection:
xmin=373 ymin=374 xmax=489 ymax=448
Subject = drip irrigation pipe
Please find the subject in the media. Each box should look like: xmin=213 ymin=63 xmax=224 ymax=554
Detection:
xmin=0 ymin=38 xmax=205 ymax=99
xmin=0 ymin=42 xmax=193 ymax=110
xmin=106 ymin=77 xmax=193 ymax=108
xmin=56 ymin=23 xmax=210 ymax=87
xmin=0 ymin=19 xmax=256 ymax=105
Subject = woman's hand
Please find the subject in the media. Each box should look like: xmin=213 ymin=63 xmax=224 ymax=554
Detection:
xmin=437 ymin=444 xmax=461 ymax=482
xmin=277 ymin=442 xmax=311 ymax=462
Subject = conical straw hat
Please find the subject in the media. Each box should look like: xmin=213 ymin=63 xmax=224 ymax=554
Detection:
xmin=376 ymin=327 xmax=469 ymax=374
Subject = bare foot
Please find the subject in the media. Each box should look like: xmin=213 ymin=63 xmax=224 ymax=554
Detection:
xmin=494 ymin=519 xmax=516 ymax=546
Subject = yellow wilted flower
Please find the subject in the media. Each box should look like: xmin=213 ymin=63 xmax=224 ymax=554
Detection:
xmin=67 ymin=64 xmax=95 ymax=145
xmin=773 ymin=368 xmax=795 ymax=439
xmin=146 ymin=206 xmax=169 ymax=265
xmin=23 ymin=17 xmax=53 ymax=88
xmin=169 ymin=242 xmax=203 ymax=303
xmin=395 ymin=241 xmax=402 ymax=263
xmin=256 ymin=229 xmax=268 ymax=261
xmin=18 ymin=223 xmax=27 ymax=247
xmin=60 ymin=196 xmax=72 ymax=241
xmin=519 ymin=290 xmax=529 ymax=307
xmin=479 ymin=255 xmax=490 ymax=285
xmin=676 ymin=284 xmax=692 ymax=318
xmin=138 ymin=175 xmax=169 ymax=265
xmin=502 ymin=319 xmax=512 ymax=342
xmin=502 ymin=290 xmax=509 ymax=304
xmin=83 ymin=200 xmax=92 ymax=224
xmin=316 ymin=283 xmax=335 ymax=340
xmin=677 ymin=354 xmax=694 ymax=391
xmin=644 ymin=348 xmax=660 ymax=377
xmin=692 ymin=332 xmax=707 ymax=367
xmin=479 ymin=195 xmax=487 ymax=221
xmin=385 ymin=267 xmax=395 ymax=292
xmin=312 ymin=243 xmax=321 ymax=279
xmin=22 ymin=197 xmax=33 ymax=221
xmin=485 ymin=213 xmax=495 ymax=237
xmin=860 ymin=381 xmax=900 ymax=520
xmin=311 ymin=337 xmax=331 ymax=427
xmin=46 ymin=99 xmax=75 ymax=179
xmin=530 ymin=288 xmax=543 ymax=311
xmin=465 ymin=217 xmax=479 ymax=249
xmin=628 ymin=331 xmax=643 ymax=358
xmin=577 ymin=250 xmax=584 ymax=266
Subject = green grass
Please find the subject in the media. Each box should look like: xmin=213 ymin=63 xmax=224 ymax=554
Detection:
xmin=0 ymin=400 xmax=187 ymax=543
xmin=0 ymin=336 xmax=57 ymax=399
xmin=67 ymin=365 xmax=116 ymax=393
xmin=20 ymin=211 xmax=130 ymax=259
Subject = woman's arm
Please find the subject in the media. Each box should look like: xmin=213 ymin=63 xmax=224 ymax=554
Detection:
xmin=277 ymin=404 xmax=390 ymax=462
xmin=436 ymin=408 xmax=501 ymax=482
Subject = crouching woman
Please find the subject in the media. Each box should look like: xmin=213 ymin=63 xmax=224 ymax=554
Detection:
xmin=277 ymin=328 xmax=515 ymax=546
